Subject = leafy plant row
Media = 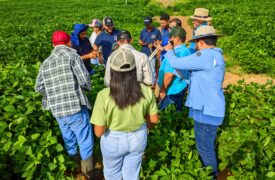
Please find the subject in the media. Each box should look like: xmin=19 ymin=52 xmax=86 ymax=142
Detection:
xmin=0 ymin=61 xmax=274 ymax=179
xmin=0 ymin=0 xmax=162 ymax=66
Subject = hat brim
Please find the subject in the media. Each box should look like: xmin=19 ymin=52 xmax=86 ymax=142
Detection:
xmin=88 ymin=24 xmax=95 ymax=28
xmin=189 ymin=34 xmax=223 ymax=42
xmin=189 ymin=16 xmax=212 ymax=21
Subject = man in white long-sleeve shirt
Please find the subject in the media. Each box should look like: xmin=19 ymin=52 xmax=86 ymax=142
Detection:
xmin=104 ymin=30 xmax=153 ymax=86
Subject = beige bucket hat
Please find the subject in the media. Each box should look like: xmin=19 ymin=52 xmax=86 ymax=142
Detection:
xmin=189 ymin=25 xmax=222 ymax=42
xmin=190 ymin=8 xmax=212 ymax=21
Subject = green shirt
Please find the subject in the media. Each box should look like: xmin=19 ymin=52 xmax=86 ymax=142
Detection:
xmin=90 ymin=84 xmax=158 ymax=132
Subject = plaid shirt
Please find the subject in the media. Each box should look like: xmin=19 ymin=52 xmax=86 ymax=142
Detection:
xmin=35 ymin=45 xmax=91 ymax=118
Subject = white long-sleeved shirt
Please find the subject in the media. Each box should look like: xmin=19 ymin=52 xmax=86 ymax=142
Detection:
xmin=104 ymin=44 xmax=153 ymax=86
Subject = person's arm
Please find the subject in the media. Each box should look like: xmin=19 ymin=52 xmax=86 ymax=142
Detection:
xmin=147 ymin=87 xmax=159 ymax=125
xmin=94 ymin=125 xmax=106 ymax=137
xmin=104 ymin=57 xmax=111 ymax=86
xmin=80 ymin=51 xmax=97 ymax=60
xmin=71 ymin=54 xmax=91 ymax=91
xmin=35 ymin=66 xmax=45 ymax=94
xmin=93 ymin=34 xmax=101 ymax=52
xmin=90 ymin=92 xmax=107 ymax=137
xmin=156 ymin=29 xmax=162 ymax=44
xmin=139 ymin=30 xmax=147 ymax=46
xmin=145 ymin=113 xmax=159 ymax=129
xmin=163 ymin=72 xmax=174 ymax=89
xmin=159 ymin=73 xmax=174 ymax=100
xmin=93 ymin=44 xmax=99 ymax=51
xmin=164 ymin=50 xmax=214 ymax=71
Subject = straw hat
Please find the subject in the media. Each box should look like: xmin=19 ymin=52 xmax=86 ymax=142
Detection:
xmin=189 ymin=26 xmax=222 ymax=42
xmin=190 ymin=8 xmax=212 ymax=21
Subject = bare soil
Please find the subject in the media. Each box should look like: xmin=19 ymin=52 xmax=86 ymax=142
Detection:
xmin=153 ymin=16 xmax=274 ymax=88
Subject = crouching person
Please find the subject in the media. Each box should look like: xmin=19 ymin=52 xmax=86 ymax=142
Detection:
xmin=91 ymin=48 xmax=159 ymax=180
xmin=35 ymin=31 xmax=94 ymax=178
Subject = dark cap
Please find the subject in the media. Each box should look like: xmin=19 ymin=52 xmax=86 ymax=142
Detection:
xmin=169 ymin=26 xmax=187 ymax=39
xmin=117 ymin=30 xmax=132 ymax=41
xmin=103 ymin=17 xmax=114 ymax=27
xmin=160 ymin=13 xmax=170 ymax=21
xmin=144 ymin=16 xmax=152 ymax=25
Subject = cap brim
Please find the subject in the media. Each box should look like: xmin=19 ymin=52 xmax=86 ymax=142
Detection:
xmin=189 ymin=34 xmax=223 ymax=42
xmin=105 ymin=23 xmax=114 ymax=27
xmin=189 ymin=16 xmax=212 ymax=21
xmin=88 ymin=24 xmax=95 ymax=27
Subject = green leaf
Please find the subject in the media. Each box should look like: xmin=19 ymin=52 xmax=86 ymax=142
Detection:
xmin=26 ymin=146 xmax=32 ymax=156
xmin=31 ymin=133 xmax=40 ymax=140
xmin=3 ymin=141 xmax=12 ymax=152
xmin=18 ymin=135 xmax=27 ymax=143
xmin=263 ymin=136 xmax=271 ymax=148
xmin=48 ymin=163 xmax=57 ymax=171
xmin=188 ymin=151 xmax=193 ymax=160
xmin=56 ymin=143 xmax=64 ymax=152
xmin=23 ymin=161 xmax=35 ymax=171
xmin=4 ymin=105 xmax=15 ymax=112
xmin=266 ymin=172 xmax=275 ymax=178
xmin=58 ymin=155 xmax=65 ymax=163
xmin=148 ymin=159 xmax=156 ymax=169
xmin=0 ymin=121 xmax=8 ymax=131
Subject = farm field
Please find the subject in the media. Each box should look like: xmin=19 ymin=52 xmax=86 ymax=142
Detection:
xmin=0 ymin=0 xmax=274 ymax=179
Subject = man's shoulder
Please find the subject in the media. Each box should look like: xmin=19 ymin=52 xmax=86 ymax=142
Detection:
xmin=177 ymin=45 xmax=191 ymax=56
xmin=113 ymin=29 xmax=120 ymax=34
xmin=96 ymin=32 xmax=106 ymax=39
xmin=140 ymin=28 xmax=146 ymax=34
xmin=131 ymin=49 xmax=148 ymax=60
xmin=153 ymin=27 xmax=161 ymax=33
xmin=52 ymin=46 xmax=78 ymax=61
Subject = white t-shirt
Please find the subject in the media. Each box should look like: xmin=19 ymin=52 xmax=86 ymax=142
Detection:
xmin=89 ymin=31 xmax=97 ymax=46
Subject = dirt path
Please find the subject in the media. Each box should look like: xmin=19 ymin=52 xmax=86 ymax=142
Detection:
xmin=153 ymin=16 xmax=274 ymax=87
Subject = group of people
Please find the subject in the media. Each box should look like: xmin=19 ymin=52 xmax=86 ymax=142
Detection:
xmin=35 ymin=7 xmax=225 ymax=180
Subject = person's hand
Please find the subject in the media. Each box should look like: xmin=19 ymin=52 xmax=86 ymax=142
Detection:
xmin=164 ymin=43 xmax=173 ymax=51
xmin=139 ymin=39 xmax=146 ymax=46
xmin=148 ymin=43 xmax=153 ymax=48
xmin=85 ymin=51 xmax=97 ymax=59
xmin=145 ymin=114 xmax=154 ymax=130
xmin=155 ymin=43 xmax=164 ymax=51
xmin=98 ymin=54 xmax=103 ymax=64
xmin=159 ymin=89 xmax=166 ymax=100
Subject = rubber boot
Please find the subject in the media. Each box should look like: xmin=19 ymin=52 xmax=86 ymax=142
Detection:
xmin=72 ymin=154 xmax=81 ymax=164
xmin=81 ymin=156 xmax=94 ymax=179
xmin=71 ymin=154 xmax=81 ymax=174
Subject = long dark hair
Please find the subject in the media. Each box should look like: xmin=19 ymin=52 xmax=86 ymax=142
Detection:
xmin=110 ymin=68 xmax=143 ymax=109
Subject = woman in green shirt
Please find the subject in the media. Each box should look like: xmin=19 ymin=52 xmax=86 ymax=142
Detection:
xmin=91 ymin=48 xmax=159 ymax=180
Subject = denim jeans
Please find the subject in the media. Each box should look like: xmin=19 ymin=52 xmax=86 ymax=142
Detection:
xmin=100 ymin=123 xmax=147 ymax=180
xmin=56 ymin=106 xmax=94 ymax=160
xmin=159 ymin=88 xmax=186 ymax=111
xmin=194 ymin=121 xmax=218 ymax=175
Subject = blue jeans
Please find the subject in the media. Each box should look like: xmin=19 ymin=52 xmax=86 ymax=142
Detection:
xmin=194 ymin=121 xmax=218 ymax=175
xmin=56 ymin=106 xmax=94 ymax=160
xmin=159 ymin=88 xmax=186 ymax=111
xmin=100 ymin=124 xmax=147 ymax=180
